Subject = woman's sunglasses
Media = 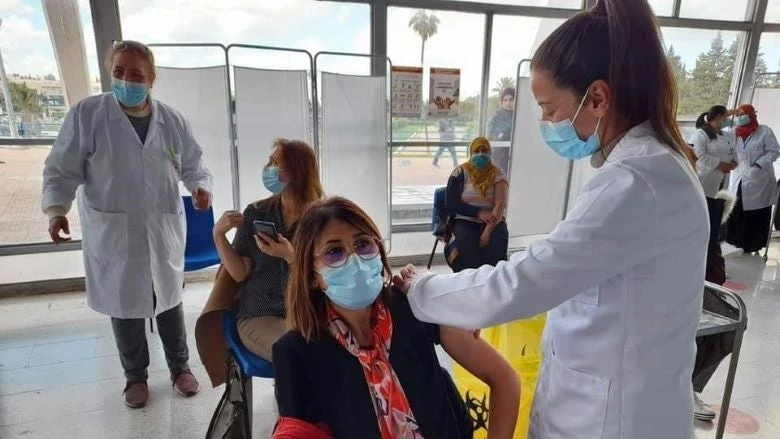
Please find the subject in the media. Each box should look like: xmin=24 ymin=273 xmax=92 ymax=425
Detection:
xmin=316 ymin=237 xmax=380 ymax=268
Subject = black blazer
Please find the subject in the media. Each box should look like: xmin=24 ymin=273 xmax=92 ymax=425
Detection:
xmin=272 ymin=294 xmax=473 ymax=439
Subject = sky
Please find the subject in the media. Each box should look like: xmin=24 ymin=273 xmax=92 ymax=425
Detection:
xmin=1 ymin=0 xmax=779 ymax=98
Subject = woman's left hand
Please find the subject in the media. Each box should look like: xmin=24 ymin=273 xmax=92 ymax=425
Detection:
xmin=254 ymin=234 xmax=294 ymax=264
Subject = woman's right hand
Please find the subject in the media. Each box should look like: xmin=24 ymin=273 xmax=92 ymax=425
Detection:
xmin=478 ymin=210 xmax=499 ymax=226
xmin=214 ymin=210 xmax=244 ymax=236
xmin=49 ymin=216 xmax=71 ymax=244
xmin=717 ymin=162 xmax=737 ymax=173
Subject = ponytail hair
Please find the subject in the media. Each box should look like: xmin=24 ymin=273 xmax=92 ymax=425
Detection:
xmin=531 ymin=0 xmax=689 ymax=162
xmin=695 ymin=105 xmax=728 ymax=129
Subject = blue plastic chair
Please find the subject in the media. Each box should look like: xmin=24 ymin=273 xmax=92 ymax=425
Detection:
xmin=206 ymin=310 xmax=274 ymax=438
xmin=182 ymin=196 xmax=221 ymax=272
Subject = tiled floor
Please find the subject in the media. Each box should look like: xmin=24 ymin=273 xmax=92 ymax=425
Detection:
xmin=1 ymin=247 xmax=779 ymax=438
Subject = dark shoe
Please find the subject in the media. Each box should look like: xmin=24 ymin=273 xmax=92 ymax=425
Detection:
xmin=123 ymin=381 xmax=149 ymax=408
xmin=172 ymin=370 xmax=200 ymax=397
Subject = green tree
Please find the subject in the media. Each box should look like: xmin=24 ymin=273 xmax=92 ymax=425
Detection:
xmin=491 ymin=77 xmax=516 ymax=96
xmin=409 ymin=10 xmax=440 ymax=146
xmin=0 ymin=82 xmax=42 ymax=122
xmin=683 ymin=32 xmax=734 ymax=118
xmin=665 ymin=45 xmax=692 ymax=116
xmin=44 ymin=73 xmax=56 ymax=81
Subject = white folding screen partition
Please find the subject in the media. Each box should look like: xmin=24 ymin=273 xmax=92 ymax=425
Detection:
xmin=234 ymin=67 xmax=311 ymax=207
xmin=153 ymin=66 xmax=234 ymax=217
xmin=752 ymin=85 xmax=780 ymax=177
xmin=506 ymin=75 xmax=571 ymax=237
xmin=320 ymin=72 xmax=391 ymax=240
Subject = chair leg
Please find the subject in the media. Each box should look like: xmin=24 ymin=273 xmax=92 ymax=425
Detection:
xmin=427 ymin=239 xmax=439 ymax=270
xmin=243 ymin=373 xmax=253 ymax=435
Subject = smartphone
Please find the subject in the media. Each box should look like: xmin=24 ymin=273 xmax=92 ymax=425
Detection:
xmin=252 ymin=220 xmax=279 ymax=242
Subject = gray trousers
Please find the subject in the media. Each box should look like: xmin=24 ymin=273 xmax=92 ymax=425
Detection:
xmin=111 ymin=303 xmax=190 ymax=382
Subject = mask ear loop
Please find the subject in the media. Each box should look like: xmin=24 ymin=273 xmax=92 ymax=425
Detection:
xmin=571 ymin=86 xmax=591 ymax=125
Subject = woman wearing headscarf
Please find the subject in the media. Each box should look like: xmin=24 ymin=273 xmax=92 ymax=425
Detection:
xmin=726 ymin=104 xmax=780 ymax=254
xmin=444 ymin=137 xmax=509 ymax=272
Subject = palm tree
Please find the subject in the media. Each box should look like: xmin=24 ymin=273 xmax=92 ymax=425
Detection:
xmin=492 ymin=77 xmax=516 ymax=96
xmin=409 ymin=10 xmax=440 ymax=146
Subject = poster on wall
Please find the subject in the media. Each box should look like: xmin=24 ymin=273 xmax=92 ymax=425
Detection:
xmin=391 ymin=66 xmax=423 ymax=118
xmin=428 ymin=67 xmax=460 ymax=117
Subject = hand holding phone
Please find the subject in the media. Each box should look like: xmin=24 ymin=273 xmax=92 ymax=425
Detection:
xmin=252 ymin=220 xmax=278 ymax=242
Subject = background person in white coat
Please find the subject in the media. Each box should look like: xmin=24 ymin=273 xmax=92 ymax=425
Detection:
xmin=41 ymin=41 xmax=213 ymax=409
xmin=689 ymin=104 xmax=736 ymax=286
xmin=726 ymin=104 xmax=780 ymax=254
xmin=393 ymin=1 xmax=709 ymax=438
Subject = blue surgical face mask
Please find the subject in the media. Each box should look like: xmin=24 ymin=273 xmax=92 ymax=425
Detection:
xmin=736 ymin=115 xmax=751 ymax=127
xmin=111 ymin=78 xmax=148 ymax=107
xmin=471 ymin=153 xmax=491 ymax=169
xmin=262 ymin=165 xmax=287 ymax=194
xmin=722 ymin=118 xmax=734 ymax=129
xmin=320 ymin=254 xmax=384 ymax=310
xmin=538 ymin=89 xmax=602 ymax=160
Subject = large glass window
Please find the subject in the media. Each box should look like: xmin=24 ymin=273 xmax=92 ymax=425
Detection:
xmin=388 ymin=7 xmax=485 ymax=225
xmin=764 ymin=0 xmax=780 ymax=22
xmin=755 ymin=33 xmax=780 ymax=88
xmin=661 ymin=28 xmax=746 ymax=120
xmin=445 ymin=0 xmax=582 ymax=8
xmin=118 ymin=1 xmax=369 ymax=55
xmin=0 ymin=1 xmax=83 ymax=246
xmin=679 ymin=0 xmax=751 ymax=21
xmin=648 ymin=0 xmax=675 ymax=16
xmin=485 ymin=15 xmax=564 ymax=173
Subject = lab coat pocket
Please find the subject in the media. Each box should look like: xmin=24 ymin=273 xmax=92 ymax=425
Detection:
xmin=156 ymin=212 xmax=186 ymax=260
xmin=542 ymin=351 xmax=610 ymax=438
xmin=81 ymin=205 xmax=129 ymax=262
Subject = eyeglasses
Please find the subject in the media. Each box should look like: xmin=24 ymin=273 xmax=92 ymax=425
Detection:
xmin=316 ymin=237 xmax=380 ymax=268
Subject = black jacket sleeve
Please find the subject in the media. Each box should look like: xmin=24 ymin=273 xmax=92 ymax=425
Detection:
xmin=446 ymin=167 xmax=481 ymax=218
xmin=272 ymin=334 xmax=320 ymax=423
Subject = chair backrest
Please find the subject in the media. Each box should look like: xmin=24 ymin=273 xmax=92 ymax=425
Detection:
xmin=432 ymin=186 xmax=449 ymax=237
xmin=183 ymin=196 xmax=217 ymax=256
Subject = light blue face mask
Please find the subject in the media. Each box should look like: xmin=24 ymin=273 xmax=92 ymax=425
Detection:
xmin=722 ymin=118 xmax=734 ymax=129
xmin=262 ymin=165 xmax=287 ymax=194
xmin=111 ymin=78 xmax=148 ymax=107
xmin=538 ymin=89 xmax=602 ymax=160
xmin=471 ymin=153 xmax=492 ymax=169
xmin=736 ymin=115 xmax=752 ymax=127
xmin=320 ymin=254 xmax=384 ymax=310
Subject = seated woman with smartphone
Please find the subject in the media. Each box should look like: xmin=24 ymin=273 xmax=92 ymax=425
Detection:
xmin=272 ymin=197 xmax=520 ymax=438
xmin=213 ymin=139 xmax=324 ymax=361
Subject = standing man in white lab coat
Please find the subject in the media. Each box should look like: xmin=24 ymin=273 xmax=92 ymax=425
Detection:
xmin=41 ymin=41 xmax=213 ymax=408
xmin=394 ymin=1 xmax=709 ymax=438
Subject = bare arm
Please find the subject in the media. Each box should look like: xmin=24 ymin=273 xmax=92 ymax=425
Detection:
xmin=492 ymin=180 xmax=509 ymax=218
xmin=441 ymin=326 xmax=520 ymax=439
xmin=213 ymin=210 xmax=252 ymax=282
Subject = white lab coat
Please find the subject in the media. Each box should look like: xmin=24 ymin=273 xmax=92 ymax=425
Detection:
xmin=728 ymin=125 xmax=780 ymax=211
xmin=408 ymin=122 xmax=708 ymax=439
xmin=688 ymin=128 xmax=735 ymax=198
xmin=42 ymin=93 xmax=213 ymax=319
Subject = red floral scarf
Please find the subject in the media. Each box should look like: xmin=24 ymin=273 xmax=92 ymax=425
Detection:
xmin=326 ymin=302 xmax=424 ymax=439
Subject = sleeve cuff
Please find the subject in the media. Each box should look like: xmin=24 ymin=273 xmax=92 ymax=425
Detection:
xmin=44 ymin=204 xmax=70 ymax=219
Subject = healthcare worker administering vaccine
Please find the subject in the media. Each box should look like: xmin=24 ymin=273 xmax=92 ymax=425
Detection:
xmin=42 ymin=40 xmax=213 ymax=409
xmin=394 ymin=1 xmax=709 ymax=438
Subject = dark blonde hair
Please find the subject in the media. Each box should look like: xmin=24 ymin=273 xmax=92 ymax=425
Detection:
xmin=258 ymin=138 xmax=324 ymax=209
xmin=286 ymin=197 xmax=393 ymax=342
xmin=531 ymin=0 xmax=689 ymax=163
xmin=105 ymin=40 xmax=156 ymax=82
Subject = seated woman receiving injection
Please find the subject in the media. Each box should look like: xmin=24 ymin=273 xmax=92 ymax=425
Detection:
xmin=213 ymin=139 xmax=323 ymax=361
xmin=271 ymin=197 xmax=519 ymax=439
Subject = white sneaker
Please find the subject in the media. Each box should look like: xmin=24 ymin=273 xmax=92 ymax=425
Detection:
xmin=694 ymin=392 xmax=716 ymax=421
